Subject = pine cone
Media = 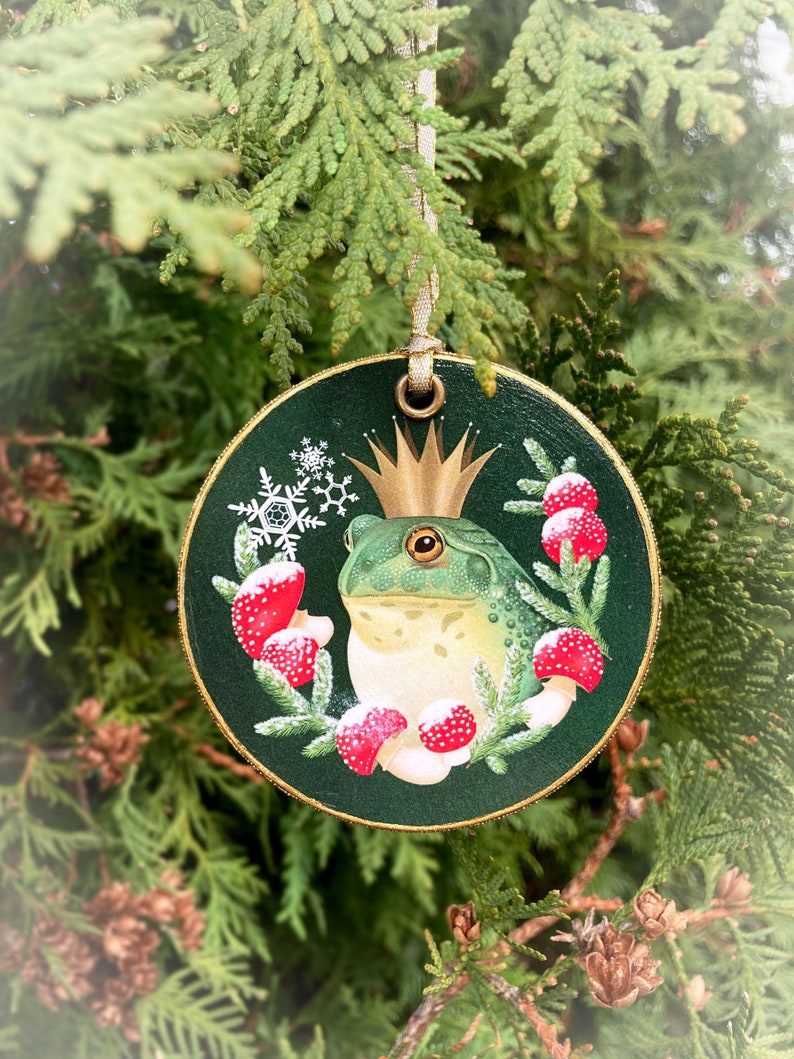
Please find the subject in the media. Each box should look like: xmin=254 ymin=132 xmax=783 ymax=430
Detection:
xmin=615 ymin=717 xmax=650 ymax=754
xmin=21 ymin=915 xmax=97 ymax=1009
xmin=177 ymin=908 xmax=206 ymax=952
xmin=102 ymin=915 xmax=159 ymax=966
xmin=76 ymin=719 xmax=149 ymax=787
xmin=84 ymin=881 xmax=138 ymax=925
xmin=127 ymin=957 xmax=159 ymax=996
xmin=102 ymin=975 xmax=137 ymax=1008
xmin=632 ymin=889 xmax=689 ymax=939
xmin=585 ymin=951 xmax=637 ymax=1009
xmin=90 ymin=949 xmax=157 ymax=1037
xmin=159 ymin=869 xmax=184 ymax=889
xmin=74 ymin=697 xmax=104 ymax=729
xmin=447 ymin=901 xmax=481 ymax=947
xmin=0 ymin=450 xmax=71 ymax=535
xmin=21 ymin=950 xmax=64 ymax=1011
xmin=90 ymin=996 xmax=125 ymax=1032
xmin=9 ymin=876 xmax=203 ymax=1032
xmin=715 ymin=866 xmax=754 ymax=907
xmin=20 ymin=451 xmax=70 ymax=504
xmin=0 ymin=482 xmax=29 ymax=532
xmin=591 ymin=923 xmax=634 ymax=959
xmin=584 ymin=925 xmax=662 ymax=1009
xmin=138 ymin=886 xmax=179 ymax=923
xmin=551 ymin=908 xmax=609 ymax=954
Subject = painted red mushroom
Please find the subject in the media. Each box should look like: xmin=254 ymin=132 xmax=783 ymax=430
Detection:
xmin=542 ymin=473 xmax=599 ymax=517
xmin=522 ymin=627 xmax=604 ymax=729
xmin=231 ymin=561 xmax=333 ymax=686
xmin=335 ymin=704 xmax=408 ymax=775
xmin=231 ymin=562 xmax=306 ymax=658
xmin=260 ymin=628 xmax=320 ymax=688
xmin=418 ymin=699 xmax=477 ymax=765
xmin=534 ymin=627 xmax=604 ymax=691
xmin=541 ymin=507 xmax=607 ymax=564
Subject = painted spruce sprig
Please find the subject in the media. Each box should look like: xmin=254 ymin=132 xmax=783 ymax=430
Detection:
xmin=518 ymin=541 xmax=610 ymax=654
xmin=469 ymin=646 xmax=552 ymax=774
xmin=503 ymin=440 xmax=577 ymax=517
xmin=212 ymin=522 xmax=294 ymax=604
xmin=234 ymin=520 xmax=261 ymax=580
xmin=211 ymin=523 xmax=261 ymax=601
xmin=252 ymin=649 xmax=338 ymax=757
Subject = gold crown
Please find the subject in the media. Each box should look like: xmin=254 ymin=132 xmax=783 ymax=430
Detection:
xmin=346 ymin=420 xmax=496 ymax=519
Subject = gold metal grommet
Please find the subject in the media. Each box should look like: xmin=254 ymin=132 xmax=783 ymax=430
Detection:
xmin=394 ymin=373 xmax=446 ymax=420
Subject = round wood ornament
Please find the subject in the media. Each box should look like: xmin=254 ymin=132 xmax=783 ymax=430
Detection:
xmin=178 ymin=354 xmax=660 ymax=831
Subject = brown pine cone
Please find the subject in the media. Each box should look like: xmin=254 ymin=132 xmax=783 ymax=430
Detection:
xmin=76 ymin=720 xmax=148 ymax=788
xmin=585 ymin=925 xmax=662 ymax=1009
xmin=715 ymin=866 xmax=754 ymax=907
xmin=447 ymin=901 xmax=481 ymax=947
xmin=632 ymin=889 xmax=689 ymax=939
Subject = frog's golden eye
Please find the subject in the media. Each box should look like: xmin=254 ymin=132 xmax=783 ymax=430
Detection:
xmin=343 ymin=528 xmax=353 ymax=553
xmin=406 ymin=527 xmax=445 ymax=563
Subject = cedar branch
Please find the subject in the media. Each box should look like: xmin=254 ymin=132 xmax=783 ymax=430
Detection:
xmin=389 ymin=738 xmax=664 ymax=1057
xmin=482 ymin=973 xmax=572 ymax=1058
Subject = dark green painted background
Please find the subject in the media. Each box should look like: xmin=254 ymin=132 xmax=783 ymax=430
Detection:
xmin=180 ymin=356 xmax=660 ymax=829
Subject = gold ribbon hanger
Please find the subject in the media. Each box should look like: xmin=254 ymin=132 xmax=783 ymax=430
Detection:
xmin=394 ymin=0 xmax=446 ymax=419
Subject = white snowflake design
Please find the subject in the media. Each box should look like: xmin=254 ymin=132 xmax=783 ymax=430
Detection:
xmin=289 ymin=436 xmax=335 ymax=480
xmin=228 ymin=467 xmax=326 ymax=561
xmin=313 ymin=473 xmax=360 ymax=517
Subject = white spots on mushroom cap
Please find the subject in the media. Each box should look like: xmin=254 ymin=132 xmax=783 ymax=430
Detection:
xmin=533 ymin=627 xmax=604 ymax=691
xmin=417 ymin=699 xmax=476 ymax=751
xmin=542 ymin=472 xmax=599 ymax=515
xmin=417 ymin=698 xmax=469 ymax=727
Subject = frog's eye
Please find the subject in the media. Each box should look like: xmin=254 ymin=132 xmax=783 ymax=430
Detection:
xmin=405 ymin=527 xmax=445 ymax=563
xmin=343 ymin=528 xmax=353 ymax=552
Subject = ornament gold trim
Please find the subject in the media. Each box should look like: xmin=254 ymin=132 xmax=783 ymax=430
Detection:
xmin=177 ymin=352 xmax=662 ymax=832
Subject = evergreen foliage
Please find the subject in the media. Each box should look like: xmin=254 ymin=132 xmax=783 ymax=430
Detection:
xmin=494 ymin=0 xmax=794 ymax=228
xmin=468 ymin=648 xmax=553 ymax=773
xmin=0 ymin=10 xmax=261 ymax=289
xmin=1 ymin=1 xmax=792 ymax=1057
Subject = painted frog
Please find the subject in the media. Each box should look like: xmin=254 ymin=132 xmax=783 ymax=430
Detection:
xmin=338 ymin=513 xmax=555 ymax=784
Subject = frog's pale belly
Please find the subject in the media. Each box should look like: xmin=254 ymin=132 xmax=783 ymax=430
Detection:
xmin=343 ymin=594 xmax=512 ymax=744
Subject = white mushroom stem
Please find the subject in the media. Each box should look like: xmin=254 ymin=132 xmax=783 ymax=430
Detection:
xmin=288 ymin=609 xmax=334 ymax=648
xmin=376 ymin=739 xmax=452 ymax=785
xmin=443 ymin=746 xmax=471 ymax=767
xmin=522 ymin=675 xmax=578 ymax=730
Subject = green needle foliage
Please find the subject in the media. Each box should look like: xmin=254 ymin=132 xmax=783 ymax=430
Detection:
xmin=469 ymin=647 xmax=553 ymax=773
xmin=494 ymin=0 xmax=791 ymax=228
xmin=0 ymin=1 xmax=792 ymax=1057
xmin=166 ymin=0 xmax=527 ymax=388
xmin=0 ymin=10 xmax=261 ymax=290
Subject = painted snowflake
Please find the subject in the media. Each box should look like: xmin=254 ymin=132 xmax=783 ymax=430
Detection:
xmin=313 ymin=473 xmax=359 ymax=517
xmin=227 ymin=467 xmax=326 ymax=561
xmin=290 ymin=437 xmax=334 ymax=480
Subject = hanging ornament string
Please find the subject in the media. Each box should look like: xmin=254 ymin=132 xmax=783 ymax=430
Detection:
xmin=395 ymin=0 xmax=445 ymax=417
